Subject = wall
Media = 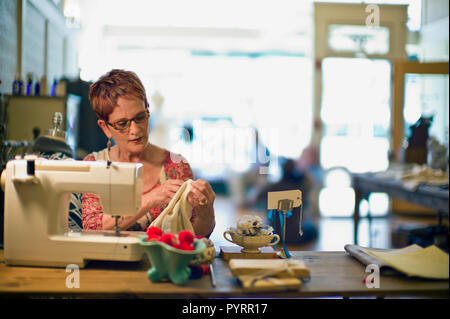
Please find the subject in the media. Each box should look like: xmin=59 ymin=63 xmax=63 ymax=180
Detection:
xmin=420 ymin=0 xmax=449 ymax=61
xmin=0 ymin=0 xmax=78 ymax=95
xmin=0 ymin=0 xmax=19 ymax=94
xmin=422 ymin=0 xmax=449 ymax=25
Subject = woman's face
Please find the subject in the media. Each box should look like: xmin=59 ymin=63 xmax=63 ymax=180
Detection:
xmin=99 ymin=96 xmax=149 ymax=155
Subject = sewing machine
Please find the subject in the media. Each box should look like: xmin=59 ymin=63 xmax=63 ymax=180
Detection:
xmin=1 ymin=155 xmax=144 ymax=267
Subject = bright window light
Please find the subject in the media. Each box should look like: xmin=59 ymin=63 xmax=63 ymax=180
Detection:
xmin=320 ymin=58 xmax=391 ymax=173
xmin=319 ymin=187 xmax=355 ymax=217
xmin=368 ymin=193 xmax=389 ymax=216
xmin=324 ymin=167 xmax=352 ymax=188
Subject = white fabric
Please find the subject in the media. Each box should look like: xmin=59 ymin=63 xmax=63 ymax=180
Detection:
xmin=93 ymin=148 xmax=110 ymax=161
xmin=150 ymin=179 xmax=195 ymax=235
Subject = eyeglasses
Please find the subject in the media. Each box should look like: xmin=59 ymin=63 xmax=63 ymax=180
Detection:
xmin=106 ymin=109 xmax=150 ymax=132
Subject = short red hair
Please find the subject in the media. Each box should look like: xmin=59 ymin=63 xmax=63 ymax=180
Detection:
xmin=89 ymin=69 xmax=149 ymax=121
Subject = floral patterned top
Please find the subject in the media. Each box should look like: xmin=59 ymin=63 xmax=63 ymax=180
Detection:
xmin=81 ymin=148 xmax=194 ymax=231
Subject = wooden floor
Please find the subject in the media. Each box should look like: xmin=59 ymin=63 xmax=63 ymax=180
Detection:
xmin=209 ymin=195 xmax=448 ymax=252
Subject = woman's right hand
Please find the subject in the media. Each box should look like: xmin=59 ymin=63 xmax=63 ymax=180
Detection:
xmin=141 ymin=179 xmax=184 ymax=211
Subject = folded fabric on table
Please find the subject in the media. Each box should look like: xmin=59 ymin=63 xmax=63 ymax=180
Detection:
xmin=401 ymin=166 xmax=449 ymax=191
xmin=229 ymin=258 xmax=309 ymax=291
xmin=345 ymin=244 xmax=449 ymax=279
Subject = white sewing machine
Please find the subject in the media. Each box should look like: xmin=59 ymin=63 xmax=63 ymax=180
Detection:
xmin=1 ymin=156 xmax=145 ymax=268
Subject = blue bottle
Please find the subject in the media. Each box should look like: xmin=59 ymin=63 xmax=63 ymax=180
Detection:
xmin=12 ymin=75 xmax=18 ymax=94
xmin=50 ymin=79 xmax=58 ymax=97
xmin=26 ymin=73 xmax=33 ymax=96
xmin=12 ymin=74 xmax=23 ymax=95
xmin=34 ymin=79 xmax=41 ymax=96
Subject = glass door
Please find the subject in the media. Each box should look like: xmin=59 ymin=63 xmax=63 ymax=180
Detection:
xmin=313 ymin=3 xmax=409 ymax=220
xmin=318 ymin=57 xmax=392 ymax=218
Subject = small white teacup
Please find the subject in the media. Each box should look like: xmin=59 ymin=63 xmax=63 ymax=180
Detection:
xmin=223 ymin=230 xmax=280 ymax=254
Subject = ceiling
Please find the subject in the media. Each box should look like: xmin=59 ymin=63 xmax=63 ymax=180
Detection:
xmin=69 ymin=0 xmax=314 ymax=54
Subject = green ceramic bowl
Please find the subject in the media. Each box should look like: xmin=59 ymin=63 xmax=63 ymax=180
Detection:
xmin=138 ymin=235 xmax=206 ymax=285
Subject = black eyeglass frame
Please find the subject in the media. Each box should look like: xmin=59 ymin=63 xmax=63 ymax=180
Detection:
xmin=105 ymin=109 xmax=150 ymax=132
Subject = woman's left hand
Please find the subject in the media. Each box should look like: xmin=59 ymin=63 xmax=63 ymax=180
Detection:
xmin=187 ymin=179 xmax=216 ymax=211
xmin=187 ymin=179 xmax=216 ymax=237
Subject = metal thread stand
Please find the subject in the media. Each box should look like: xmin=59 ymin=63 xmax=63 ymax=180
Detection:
xmin=274 ymin=199 xmax=305 ymax=258
xmin=277 ymin=199 xmax=293 ymax=259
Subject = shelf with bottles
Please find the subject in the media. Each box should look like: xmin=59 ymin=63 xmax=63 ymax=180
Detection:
xmin=11 ymin=74 xmax=67 ymax=98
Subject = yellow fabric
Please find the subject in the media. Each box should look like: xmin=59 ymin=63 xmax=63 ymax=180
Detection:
xmin=237 ymin=276 xmax=301 ymax=291
xmin=229 ymin=259 xmax=310 ymax=278
xmin=150 ymin=179 xmax=195 ymax=235
xmin=366 ymin=245 xmax=449 ymax=279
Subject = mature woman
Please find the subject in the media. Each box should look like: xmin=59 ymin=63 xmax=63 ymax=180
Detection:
xmin=82 ymin=69 xmax=215 ymax=237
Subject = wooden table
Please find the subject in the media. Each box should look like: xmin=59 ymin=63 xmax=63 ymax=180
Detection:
xmin=352 ymin=172 xmax=449 ymax=245
xmin=0 ymin=249 xmax=447 ymax=299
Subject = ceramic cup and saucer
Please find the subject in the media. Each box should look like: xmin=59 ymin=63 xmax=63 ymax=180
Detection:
xmin=223 ymin=229 xmax=280 ymax=254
